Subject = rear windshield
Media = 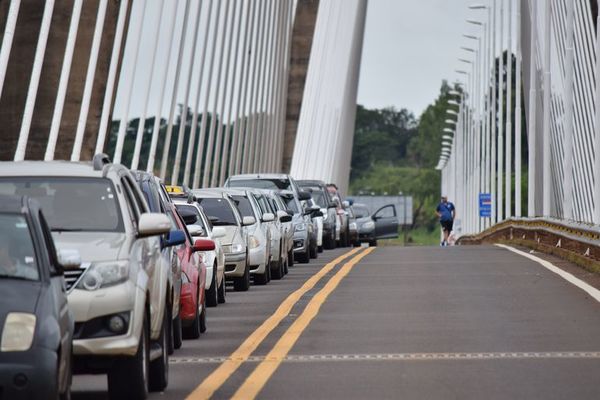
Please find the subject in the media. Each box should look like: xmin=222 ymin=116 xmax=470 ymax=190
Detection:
xmin=197 ymin=198 xmax=238 ymax=226
xmin=228 ymin=178 xmax=291 ymax=191
xmin=0 ymin=213 xmax=39 ymax=281
xmin=231 ymin=195 xmax=255 ymax=218
xmin=0 ymin=178 xmax=123 ymax=232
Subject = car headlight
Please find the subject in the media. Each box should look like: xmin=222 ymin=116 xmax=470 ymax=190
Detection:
xmin=349 ymin=222 xmax=357 ymax=230
xmin=1 ymin=313 xmax=36 ymax=352
xmin=362 ymin=221 xmax=375 ymax=230
xmin=249 ymin=235 xmax=260 ymax=249
xmin=224 ymin=243 xmax=244 ymax=253
xmin=295 ymin=223 xmax=307 ymax=232
xmin=77 ymin=261 xmax=129 ymax=291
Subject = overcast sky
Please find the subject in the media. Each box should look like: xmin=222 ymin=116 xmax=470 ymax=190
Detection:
xmin=114 ymin=0 xmax=489 ymax=121
xmin=357 ymin=0 xmax=483 ymax=117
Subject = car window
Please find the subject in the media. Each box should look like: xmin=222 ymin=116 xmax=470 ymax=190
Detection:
xmin=0 ymin=178 xmax=124 ymax=232
xmin=39 ymin=211 xmax=59 ymax=274
xmin=231 ymin=195 xmax=256 ymax=218
xmin=311 ymin=190 xmax=327 ymax=208
xmin=353 ymin=205 xmax=370 ymax=218
xmin=175 ymin=204 xmax=208 ymax=236
xmin=228 ymin=178 xmax=291 ymax=190
xmin=279 ymin=194 xmax=299 ymax=214
xmin=197 ymin=197 xmax=238 ymax=226
xmin=0 ymin=213 xmax=39 ymax=281
xmin=254 ymin=194 xmax=271 ymax=215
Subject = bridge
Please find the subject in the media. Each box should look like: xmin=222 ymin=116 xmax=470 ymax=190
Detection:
xmin=3 ymin=0 xmax=600 ymax=399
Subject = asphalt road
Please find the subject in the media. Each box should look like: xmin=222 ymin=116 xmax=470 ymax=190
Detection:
xmin=73 ymin=245 xmax=600 ymax=399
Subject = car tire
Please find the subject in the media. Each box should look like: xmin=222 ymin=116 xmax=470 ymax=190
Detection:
xmin=254 ymin=266 xmax=269 ymax=285
xmin=172 ymin=313 xmax=182 ymax=350
xmin=58 ymin=350 xmax=72 ymax=400
xmin=318 ymin=245 xmax=323 ymax=253
xmin=288 ymin=249 xmax=294 ymax=267
xmin=309 ymin=241 xmax=318 ymax=259
xmin=108 ymin=312 xmax=149 ymax=400
xmin=217 ymin=276 xmax=226 ymax=304
xmin=206 ymin=265 xmax=218 ymax=308
xmin=283 ymin=255 xmax=289 ymax=275
xmin=233 ymin=258 xmax=250 ymax=291
xmin=369 ymin=239 xmax=378 ymax=247
xmin=296 ymin=250 xmax=310 ymax=264
xmin=199 ymin=292 xmax=207 ymax=334
xmin=271 ymin=258 xmax=284 ymax=280
xmin=149 ymin=307 xmax=169 ymax=392
xmin=167 ymin=304 xmax=174 ymax=355
xmin=182 ymin=296 xmax=201 ymax=339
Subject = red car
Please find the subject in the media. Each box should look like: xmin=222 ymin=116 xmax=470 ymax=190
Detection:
xmin=173 ymin=210 xmax=213 ymax=339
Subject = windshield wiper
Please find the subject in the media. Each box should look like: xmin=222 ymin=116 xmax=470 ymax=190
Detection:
xmin=51 ymin=227 xmax=84 ymax=232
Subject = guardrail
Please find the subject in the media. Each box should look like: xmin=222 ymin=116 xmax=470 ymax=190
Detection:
xmin=457 ymin=218 xmax=600 ymax=272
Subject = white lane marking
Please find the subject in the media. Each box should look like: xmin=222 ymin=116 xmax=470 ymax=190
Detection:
xmin=495 ymin=244 xmax=600 ymax=303
xmin=170 ymin=351 xmax=600 ymax=364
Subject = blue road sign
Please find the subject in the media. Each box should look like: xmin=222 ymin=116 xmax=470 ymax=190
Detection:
xmin=479 ymin=193 xmax=492 ymax=217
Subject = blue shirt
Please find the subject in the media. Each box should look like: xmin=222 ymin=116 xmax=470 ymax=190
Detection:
xmin=436 ymin=202 xmax=455 ymax=222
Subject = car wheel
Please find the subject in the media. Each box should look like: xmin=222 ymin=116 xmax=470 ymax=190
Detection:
xmin=288 ymin=249 xmax=294 ymax=267
xmin=296 ymin=250 xmax=310 ymax=264
xmin=166 ymin=304 xmax=174 ymax=355
xmin=108 ymin=312 xmax=149 ymax=400
xmin=309 ymin=241 xmax=318 ymax=259
xmin=369 ymin=239 xmax=378 ymax=247
xmin=182 ymin=295 xmax=201 ymax=339
xmin=172 ymin=313 xmax=182 ymax=350
xmin=149 ymin=307 xmax=169 ymax=392
xmin=206 ymin=265 xmax=218 ymax=308
xmin=217 ymin=275 xmax=226 ymax=304
xmin=233 ymin=258 xmax=251 ymax=291
xmin=318 ymin=245 xmax=323 ymax=253
xmin=199 ymin=293 xmax=207 ymax=334
xmin=254 ymin=265 xmax=269 ymax=285
xmin=271 ymin=259 xmax=283 ymax=280
xmin=58 ymin=350 xmax=72 ymax=400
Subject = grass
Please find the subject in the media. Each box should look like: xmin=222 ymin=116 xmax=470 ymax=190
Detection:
xmin=379 ymin=227 xmax=441 ymax=247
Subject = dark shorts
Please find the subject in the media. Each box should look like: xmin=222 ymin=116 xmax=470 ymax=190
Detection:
xmin=440 ymin=220 xmax=453 ymax=232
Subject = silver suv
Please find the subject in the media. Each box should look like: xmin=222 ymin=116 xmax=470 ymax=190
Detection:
xmin=0 ymin=155 xmax=176 ymax=399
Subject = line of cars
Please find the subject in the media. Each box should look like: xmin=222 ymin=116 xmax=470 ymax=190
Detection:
xmin=0 ymin=157 xmax=398 ymax=399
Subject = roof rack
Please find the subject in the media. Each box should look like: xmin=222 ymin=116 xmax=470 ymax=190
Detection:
xmin=92 ymin=153 xmax=111 ymax=171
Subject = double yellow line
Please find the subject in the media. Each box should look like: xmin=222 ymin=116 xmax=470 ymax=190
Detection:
xmin=187 ymin=246 xmax=374 ymax=400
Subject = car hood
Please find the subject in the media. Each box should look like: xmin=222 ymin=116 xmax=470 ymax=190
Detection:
xmin=51 ymin=231 xmax=128 ymax=263
xmin=0 ymin=280 xmax=42 ymax=324
xmin=216 ymin=225 xmax=241 ymax=245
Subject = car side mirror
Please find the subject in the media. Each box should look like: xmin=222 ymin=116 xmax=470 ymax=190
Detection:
xmin=298 ymin=190 xmax=311 ymax=201
xmin=186 ymin=224 xmax=204 ymax=237
xmin=192 ymin=238 xmax=216 ymax=252
xmin=165 ymin=230 xmax=186 ymax=247
xmin=138 ymin=213 xmax=171 ymax=237
xmin=314 ymin=210 xmax=324 ymax=217
xmin=262 ymin=213 xmax=275 ymax=222
xmin=211 ymin=226 xmax=227 ymax=239
xmin=57 ymin=249 xmax=81 ymax=272
xmin=242 ymin=216 xmax=256 ymax=226
xmin=277 ymin=210 xmax=292 ymax=223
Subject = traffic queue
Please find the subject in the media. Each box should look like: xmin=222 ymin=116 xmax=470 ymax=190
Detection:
xmin=0 ymin=154 xmax=398 ymax=400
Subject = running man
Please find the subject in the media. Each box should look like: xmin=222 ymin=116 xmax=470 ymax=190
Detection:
xmin=435 ymin=195 xmax=455 ymax=246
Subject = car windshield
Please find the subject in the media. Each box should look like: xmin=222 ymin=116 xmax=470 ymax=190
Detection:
xmin=197 ymin=197 xmax=238 ymax=226
xmin=231 ymin=195 xmax=255 ymax=218
xmin=0 ymin=178 xmax=123 ymax=232
xmin=310 ymin=190 xmax=327 ymax=207
xmin=229 ymin=178 xmax=291 ymax=191
xmin=353 ymin=205 xmax=370 ymax=218
xmin=279 ymin=194 xmax=299 ymax=214
xmin=0 ymin=214 xmax=39 ymax=281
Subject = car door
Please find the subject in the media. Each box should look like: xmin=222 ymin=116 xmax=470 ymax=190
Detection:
xmin=373 ymin=204 xmax=400 ymax=239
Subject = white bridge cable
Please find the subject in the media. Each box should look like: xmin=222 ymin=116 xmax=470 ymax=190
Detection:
xmin=147 ymin=0 xmax=181 ymax=174
xmin=113 ymin=0 xmax=148 ymax=165
xmin=0 ymin=0 xmax=21 ymax=103
xmin=71 ymin=0 xmax=108 ymax=162
xmin=171 ymin=0 xmax=203 ymax=185
xmin=95 ymin=0 xmax=129 ymax=155
xmin=45 ymin=0 xmax=83 ymax=161
xmin=14 ymin=0 xmax=55 ymax=161
xmin=160 ymin=0 xmax=191 ymax=180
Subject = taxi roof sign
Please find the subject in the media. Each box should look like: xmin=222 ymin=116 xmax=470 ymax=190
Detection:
xmin=165 ymin=185 xmax=185 ymax=194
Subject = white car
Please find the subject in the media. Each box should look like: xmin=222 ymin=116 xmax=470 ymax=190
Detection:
xmin=263 ymin=190 xmax=294 ymax=270
xmin=0 ymin=156 xmax=175 ymax=398
xmin=173 ymin=199 xmax=226 ymax=306
xmin=192 ymin=189 xmax=254 ymax=291
xmin=224 ymin=188 xmax=273 ymax=285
